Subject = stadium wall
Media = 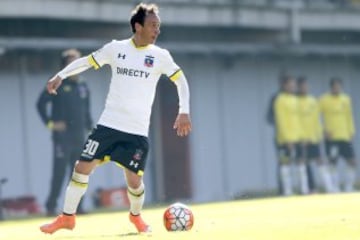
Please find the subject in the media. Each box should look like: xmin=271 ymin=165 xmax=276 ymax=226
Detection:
xmin=0 ymin=53 xmax=359 ymax=209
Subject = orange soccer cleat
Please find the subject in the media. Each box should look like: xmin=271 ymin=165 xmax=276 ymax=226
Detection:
xmin=129 ymin=213 xmax=151 ymax=233
xmin=40 ymin=214 xmax=76 ymax=234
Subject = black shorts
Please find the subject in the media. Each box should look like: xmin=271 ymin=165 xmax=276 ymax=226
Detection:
xmin=79 ymin=125 xmax=149 ymax=176
xmin=300 ymin=143 xmax=321 ymax=160
xmin=277 ymin=143 xmax=301 ymax=164
xmin=325 ymin=140 xmax=355 ymax=162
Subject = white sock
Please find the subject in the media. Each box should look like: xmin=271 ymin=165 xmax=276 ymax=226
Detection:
xmin=63 ymin=172 xmax=89 ymax=215
xmin=127 ymin=182 xmax=145 ymax=215
xmin=329 ymin=165 xmax=340 ymax=193
xmin=344 ymin=166 xmax=356 ymax=192
xmin=280 ymin=165 xmax=293 ymax=196
xmin=318 ymin=165 xmax=333 ymax=193
xmin=298 ymin=164 xmax=309 ymax=195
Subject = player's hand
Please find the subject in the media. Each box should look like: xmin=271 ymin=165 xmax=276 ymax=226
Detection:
xmin=52 ymin=121 xmax=67 ymax=132
xmin=47 ymin=75 xmax=63 ymax=95
xmin=173 ymin=113 xmax=192 ymax=137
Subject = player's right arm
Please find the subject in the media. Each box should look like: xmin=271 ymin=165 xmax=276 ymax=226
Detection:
xmin=47 ymin=41 xmax=113 ymax=95
xmin=274 ymin=96 xmax=291 ymax=145
xmin=345 ymin=96 xmax=355 ymax=139
xmin=36 ymin=88 xmax=53 ymax=126
xmin=319 ymin=95 xmax=331 ymax=140
xmin=160 ymin=49 xmax=191 ymax=137
xmin=47 ymin=57 xmax=92 ymax=95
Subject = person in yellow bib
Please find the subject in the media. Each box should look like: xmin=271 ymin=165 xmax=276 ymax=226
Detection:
xmin=319 ymin=78 xmax=356 ymax=192
xmin=274 ymin=76 xmax=302 ymax=196
xmin=297 ymin=77 xmax=333 ymax=193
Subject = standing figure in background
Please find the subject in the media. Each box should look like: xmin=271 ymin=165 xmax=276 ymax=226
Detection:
xmin=297 ymin=77 xmax=333 ymax=193
xmin=319 ymin=78 xmax=357 ymax=192
xmin=274 ymin=76 xmax=302 ymax=196
xmin=266 ymin=75 xmax=286 ymax=195
xmin=36 ymin=49 xmax=93 ymax=216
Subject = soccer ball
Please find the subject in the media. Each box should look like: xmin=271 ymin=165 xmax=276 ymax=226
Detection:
xmin=163 ymin=202 xmax=194 ymax=231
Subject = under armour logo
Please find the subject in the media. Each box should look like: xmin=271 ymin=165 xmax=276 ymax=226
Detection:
xmin=130 ymin=160 xmax=139 ymax=168
xmin=118 ymin=53 xmax=126 ymax=59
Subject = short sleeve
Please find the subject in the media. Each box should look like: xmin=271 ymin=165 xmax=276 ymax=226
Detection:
xmin=161 ymin=50 xmax=182 ymax=81
xmin=88 ymin=41 xmax=114 ymax=69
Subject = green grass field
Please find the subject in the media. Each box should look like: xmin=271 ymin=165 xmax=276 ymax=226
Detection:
xmin=1 ymin=193 xmax=360 ymax=240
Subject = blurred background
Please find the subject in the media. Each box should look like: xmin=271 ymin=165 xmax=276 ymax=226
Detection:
xmin=0 ymin=0 xmax=360 ymax=217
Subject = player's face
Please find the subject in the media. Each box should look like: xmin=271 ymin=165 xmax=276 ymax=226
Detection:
xmin=331 ymin=82 xmax=342 ymax=95
xmin=140 ymin=13 xmax=161 ymax=44
xmin=284 ymin=79 xmax=296 ymax=94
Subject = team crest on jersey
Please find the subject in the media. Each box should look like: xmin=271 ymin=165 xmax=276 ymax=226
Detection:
xmin=133 ymin=149 xmax=144 ymax=161
xmin=144 ymin=55 xmax=154 ymax=67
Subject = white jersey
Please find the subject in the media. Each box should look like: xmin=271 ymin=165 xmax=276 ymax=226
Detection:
xmin=88 ymin=39 xmax=182 ymax=137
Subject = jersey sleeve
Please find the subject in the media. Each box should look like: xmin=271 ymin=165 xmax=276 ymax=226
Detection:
xmin=346 ymin=97 xmax=356 ymax=137
xmin=161 ymin=50 xmax=182 ymax=81
xmin=88 ymin=41 xmax=114 ymax=69
xmin=275 ymin=96 xmax=291 ymax=143
xmin=314 ymin=100 xmax=323 ymax=140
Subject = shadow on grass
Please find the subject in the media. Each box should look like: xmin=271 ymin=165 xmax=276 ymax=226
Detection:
xmin=56 ymin=232 xmax=144 ymax=239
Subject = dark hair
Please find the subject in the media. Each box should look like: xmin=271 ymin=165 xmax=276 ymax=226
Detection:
xmin=130 ymin=3 xmax=159 ymax=33
xmin=297 ymin=76 xmax=307 ymax=85
xmin=280 ymin=74 xmax=294 ymax=86
xmin=61 ymin=48 xmax=81 ymax=67
xmin=330 ymin=77 xmax=342 ymax=87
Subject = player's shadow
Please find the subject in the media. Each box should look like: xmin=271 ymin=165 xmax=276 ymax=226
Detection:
xmin=118 ymin=232 xmax=140 ymax=237
xmin=60 ymin=232 xmax=141 ymax=239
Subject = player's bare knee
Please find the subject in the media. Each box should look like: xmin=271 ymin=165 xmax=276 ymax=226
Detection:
xmin=126 ymin=172 xmax=142 ymax=189
xmin=127 ymin=177 xmax=142 ymax=189
xmin=74 ymin=160 xmax=97 ymax=175
xmin=128 ymin=180 xmax=145 ymax=197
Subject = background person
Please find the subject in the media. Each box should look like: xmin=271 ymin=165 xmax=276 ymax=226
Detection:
xmin=297 ymin=77 xmax=333 ymax=193
xmin=274 ymin=76 xmax=302 ymax=196
xmin=36 ymin=49 xmax=93 ymax=216
xmin=319 ymin=78 xmax=357 ymax=192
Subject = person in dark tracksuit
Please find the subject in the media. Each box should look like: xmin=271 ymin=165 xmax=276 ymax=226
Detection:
xmin=36 ymin=49 xmax=93 ymax=216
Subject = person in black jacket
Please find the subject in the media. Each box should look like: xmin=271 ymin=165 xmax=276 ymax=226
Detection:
xmin=37 ymin=49 xmax=92 ymax=216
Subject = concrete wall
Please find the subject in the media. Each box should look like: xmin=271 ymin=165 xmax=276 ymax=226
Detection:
xmin=0 ymin=53 xmax=359 ymax=210
xmin=186 ymin=55 xmax=360 ymax=202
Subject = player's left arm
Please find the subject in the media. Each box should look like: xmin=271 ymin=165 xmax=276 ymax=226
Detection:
xmin=313 ymin=99 xmax=323 ymax=141
xmin=162 ymin=50 xmax=192 ymax=137
xmin=172 ymin=72 xmax=192 ymax=137
xmin=346 ymin=97 xmax=356 ymax=138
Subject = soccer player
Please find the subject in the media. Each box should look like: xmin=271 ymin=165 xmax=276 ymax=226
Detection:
xmin=297 ymin=77 xmax=332 ymax=193
xmin=40 ymin=3 xmax=191 ymax=234
xmin=319 ymin=78 xmax=356 ymax=192
xmin=266 ymin=75 xmax=287 ymax=195
xmin=274 ymin=76 xmax=301 ymax=196
xmin=36 ymin=49 xmax=92 ymax=216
